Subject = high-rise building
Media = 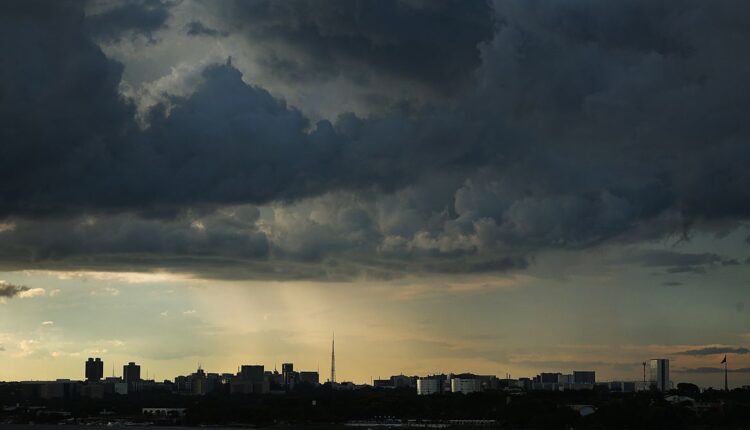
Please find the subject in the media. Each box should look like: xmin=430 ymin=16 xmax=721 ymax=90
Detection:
xmin=282 ymin=363 xmax=296 ymax=386
xmin=417 ymin=376 xmax=446 ymax=395
xmin=191 ymin=367 xmax=206 ymax=395
xmin=451 ymin=378 xmax=482 ymax=394
xmin=299 ymin=371 xmax=320 ymax=385
xmin=233 ymin=365 xmax=268 ymax=394
xmin=239 ymin=365 xmax=264 ymax=382
xmin=123 ymin=362 xmax=141 ymax=383
xmin=649 ymin=358 xmax=670 ymax=391
xmin=85 ymin=357 xmax=104 ymax=382
xmin=282 ymin=363 xmax=294 ymax=375
xmin=573 ymin=371 xmax=596 ymax=385
xmin=538 ymin=372 xmax=561 ymax=384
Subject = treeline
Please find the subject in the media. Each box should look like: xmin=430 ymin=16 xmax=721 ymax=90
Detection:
xmin=2 ymin=384 xmax=750 ymax=429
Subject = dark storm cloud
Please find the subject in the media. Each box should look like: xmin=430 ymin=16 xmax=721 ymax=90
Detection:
xmin=0 ymin=210 xmax=269 ymax=264
xmin=185 ymin=20 xmax=227 ymax=38
xmin=0 ymin=24 xmax=475 ymax=219
xmin=0 ymin=1 xmax=136 ymax=218
xmin=85 ymin=0 xmax=171 ymax=42
xmin=634 ymin=251 xmax=723 ymax=267
xmin=218 ymin=0 xmax=495 ymax=90
xmin=425 ymin=256 xmax=529 ymax=274
xmin=626 ymin=250 xmax=735 ymax=274
xmin=2 ymin=1 xmax=750 ymax=279
xmin=661 ymin=281 xmax=683 ymax=286
xmin=676 ymin=346 xmax=750 ymax=356
xmin=0 ymin=282 xmax=31 ymax=298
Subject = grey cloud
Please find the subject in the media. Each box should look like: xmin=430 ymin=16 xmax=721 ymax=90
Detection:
xmin=661 ymin=281 xmax=683 ymax=286
xmin=86 ymin=0 xmax=171 ymax=42
xmin=675 ymin=346 xmax=750 ymax=356
xmin=218 ymin=0 xmax=495 ymax=92
xmin=0 ymin=282 xmax=30 ymax=298
xmin=517 ymin=359 xmax=637 ymax=373
xmin=630 ymin=251 xmax=723 ymax=267
xmin=2 ymin=1 xmax=750 ymax=280
xmin=185 ymin=20 xmax=227 ymax=38
xmin=0 ymin=207 xmax=269 ymax=264
xmin=0 ymin=1 xmax=136 ymax=218
xmin=425 ymin=256 xmax=529 ymax=274
xmin=675 ymin=367 xmax=750 ymax=374
xmin=626 ymin=250 xmax=735 ymax=275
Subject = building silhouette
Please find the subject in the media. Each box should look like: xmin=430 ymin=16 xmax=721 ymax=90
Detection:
xmin=451 ymin=377 xmax=482 ymax=394
xmin=417 ymin=375 xmax=448 ymax=395
xmin=232 ymin=365 xmax=269 ymax=394
xmin=239 ymin=365 xmax=264 ymax=382
xmin=299 ymin=371 xmax=319 ymax=385
xmin=573 ymin=371 xmax=596 ymax=385
xmin=282 ymin=363 xmax=297 ymax=387
xmin=649 ymin=358 xmax=670 ymax=391
xmin=123 ymin=362 xmax=141 ymax=383
xmin=85 ymin=358 xmax=103 ymax=382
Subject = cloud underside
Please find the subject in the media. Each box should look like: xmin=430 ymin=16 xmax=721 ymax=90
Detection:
xmin=676 ymin=367 xmax=750 ymax=374
xmin=1 ymin=1 xmax=750 ymax=279
xmin=0 ymin=282 xmax=31 ymax=298
xmin=0 ymin=281 xmax=44 ymax=299
xmin=676 ymin=346 xmax=750 ymax=356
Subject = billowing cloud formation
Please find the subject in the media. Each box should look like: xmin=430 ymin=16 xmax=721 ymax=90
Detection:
xmin=0 ymin=1 xmax=135 ymax=217
xmin=0 ymin=282 xmax=30 ymax=298
xmin=216 ymin=0 xmax=495 ymax=92
xmin=85 ymin=0 xmax=171 ymax=42
xmin=185 ymin=20 xmax=226 ymax=38
xmin=0 ymin=281 xmax=44 ymax=299
xmin=676 ymin=346 xmax=750 ymax=356
xmin=1 ymin=1 xmax=750 ymax=280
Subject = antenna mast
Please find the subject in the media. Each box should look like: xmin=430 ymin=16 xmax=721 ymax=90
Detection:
xmin=331 ymin=332 xmax=336 ymax=384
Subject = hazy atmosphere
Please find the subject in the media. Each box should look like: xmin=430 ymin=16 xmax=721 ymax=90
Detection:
xmin=1 ymin=0 xmax=750 ymax=389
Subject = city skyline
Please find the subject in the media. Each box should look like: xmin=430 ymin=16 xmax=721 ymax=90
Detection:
xmin=2 ymin=335 xmax=746 ymax=391
xmin=2 ymin=0 xmax=750 ymax=391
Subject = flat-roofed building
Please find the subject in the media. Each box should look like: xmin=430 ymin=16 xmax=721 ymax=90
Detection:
xmin=451 ymin=378 xmax=482 ymax=394
xmin=417 ymin=378 xmax=441 ymax=395
xmin=649 ymin=359 xmax=670 ymax=391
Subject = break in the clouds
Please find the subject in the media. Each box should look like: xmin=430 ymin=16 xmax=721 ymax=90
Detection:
xmin=2 ymin=0 xmax=750 ymax=280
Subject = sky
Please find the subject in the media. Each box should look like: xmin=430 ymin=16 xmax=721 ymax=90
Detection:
xmin=1 ymin=0 xmax=750 ymax=388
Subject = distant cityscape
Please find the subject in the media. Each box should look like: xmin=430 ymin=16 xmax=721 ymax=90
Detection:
xmin=5 ymin=341 xmax=744 ymax=400
xmin=4 ymin=342 xmax=750 ymax=428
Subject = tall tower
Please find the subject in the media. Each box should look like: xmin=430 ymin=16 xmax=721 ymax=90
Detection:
xmin=85 ymin=357 xmax=104 ymax=382
xmin=330 ymin=333 xmax=336 ymax=384
xmin=123 ymin=362 xmax=141 ymax=383
xmin=649 ymin=358 xmax=670 ymax=391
